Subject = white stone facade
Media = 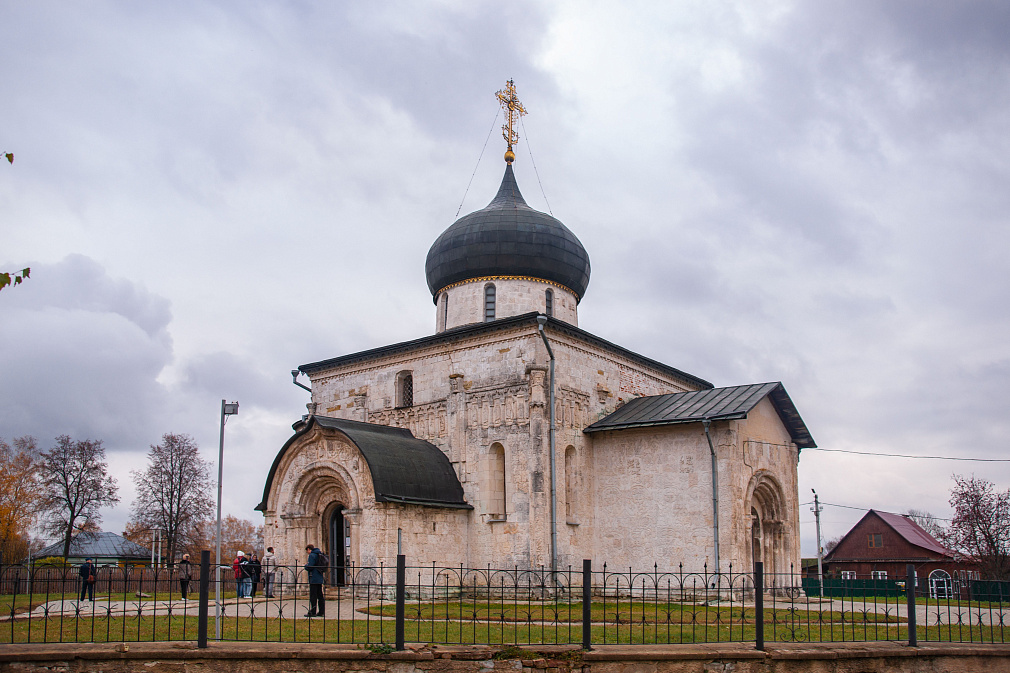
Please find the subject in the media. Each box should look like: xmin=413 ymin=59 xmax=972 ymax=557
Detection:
xmin=260 ymin=316 xmax=803 ymax=576
xmin=435 ymin=277 xmax=579 ymax=332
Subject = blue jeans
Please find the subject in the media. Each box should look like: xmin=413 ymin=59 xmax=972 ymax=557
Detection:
xmin=240 ymin=577 xmax=252 ymax=597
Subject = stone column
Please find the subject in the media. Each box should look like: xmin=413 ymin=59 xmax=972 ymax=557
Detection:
xmin=448 ymin=373 xmax=466 ymax=481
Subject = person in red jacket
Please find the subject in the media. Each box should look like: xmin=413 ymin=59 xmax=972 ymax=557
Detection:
xmin=232 ymin=551 xmax=247 ymax=598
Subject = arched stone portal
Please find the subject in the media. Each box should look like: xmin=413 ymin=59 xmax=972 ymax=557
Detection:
xmin=258 ymin=415 xmax=470 ymax=571
xmin=746 ymin=472 xmax=789 ymax=584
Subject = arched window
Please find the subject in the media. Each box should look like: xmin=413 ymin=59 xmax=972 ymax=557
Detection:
xmin=441 ymin=292 xmax=449 ymax=329
xmin=487 ymin=443 xmax=506 ymax=519
xmin=545 ymin=288 xmax=554 ymax=317
xmin=484 ymin=284 xmax=496 ymax=322
xmin=564 ymin=446 xmax=576 ymax=521
xmin=396 ymin=371 xmax=413 ymax=408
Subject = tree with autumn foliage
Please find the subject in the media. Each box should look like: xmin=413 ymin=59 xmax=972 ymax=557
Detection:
xmin=204 ymin=515 xmax=264 ymax=560
xmin=38 ymin=436 xmax=120 ymax=559
xmin=946 ymin=475 xmax=1010 ymax=581
xmin=128 ymin=433 xmax=213 ymax=565
xmin=0 ymin=436 xmax=43 ymax=563
xmin=126 ymin=515 xmax=264 ymax=563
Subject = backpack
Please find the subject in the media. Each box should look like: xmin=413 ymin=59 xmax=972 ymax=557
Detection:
xmin=314 ymin=550 xmax=330 ymax=571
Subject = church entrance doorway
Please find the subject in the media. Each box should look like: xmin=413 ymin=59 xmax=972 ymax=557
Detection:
xmin=327 ymin=505 xmax=347 ymax=586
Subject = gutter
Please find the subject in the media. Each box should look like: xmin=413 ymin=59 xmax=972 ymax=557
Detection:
xmin=702 ymin=419 xmax=720 ymax=576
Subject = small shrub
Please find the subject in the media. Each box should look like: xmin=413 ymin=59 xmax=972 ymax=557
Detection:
xmin=33 ymin=557 xmax=68 ymax=568
xmin=493 ymin=645 xmax=527 ymax=660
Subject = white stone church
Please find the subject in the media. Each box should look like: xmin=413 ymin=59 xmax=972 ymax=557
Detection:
xmin=257 ymin=152 xmax=815 ymax=579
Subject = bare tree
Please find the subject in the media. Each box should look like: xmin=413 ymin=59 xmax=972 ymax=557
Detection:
xmin=946 ymin=475 xmax=1010 ymax=580
xmin=129 ymin=433 xmax=213 ymax=564
xmin=904 ymin=508 xmax=946 ymax=541
xmin=38 ymin=436 xmax=119 ymax=559
xmin=825 ymin=536 xmax=843 ymax=554
xmin=0 ymin=436 xmax=41 ymax=563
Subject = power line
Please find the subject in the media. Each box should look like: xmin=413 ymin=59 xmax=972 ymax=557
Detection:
xmin=803 ymin=499 xmax=953 ymax=522
xmin=807 ymin=447 xmax=1010 ymax=462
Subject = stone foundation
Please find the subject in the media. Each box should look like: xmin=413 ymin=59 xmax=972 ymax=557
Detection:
xmin=3 ymin=642 xmax=1009 ymax=673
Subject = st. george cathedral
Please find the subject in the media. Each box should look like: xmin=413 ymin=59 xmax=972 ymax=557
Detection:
xmin=256 ymin=82 xmax=815 ymax=579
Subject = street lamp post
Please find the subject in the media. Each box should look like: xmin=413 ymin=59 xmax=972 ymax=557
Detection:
xmin=812 ymin=488 xmax=824 ymax=598
xmin=215 ymin=399 xmax=239 ymax=640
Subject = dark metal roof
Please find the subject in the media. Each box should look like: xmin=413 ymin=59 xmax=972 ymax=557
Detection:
xmin=257 ymin=415 xmax=471 ymax=511
xmin=35 ymin=531 xmax=152 ymax=560
xmin=584 ymin=382 xmax=817 ymax=448
xmin=298 ymin=312 xmax=712 ymax=391
xmin=425 ymin=164 xmax=591 ymax=302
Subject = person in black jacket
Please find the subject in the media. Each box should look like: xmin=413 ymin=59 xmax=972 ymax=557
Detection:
xmin=79 ymin=558 xmax=96 ymax=601
xmin=249 ymin=553 xmax=262 ymax=597
xmin=177 ymin=554 xmax=193 ymax=600
xmin=303 ymin=544 xmax=326 ymax=617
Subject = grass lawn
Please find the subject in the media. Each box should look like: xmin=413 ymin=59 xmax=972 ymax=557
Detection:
xmin=362 ymin=599 xmax=904 ymax=626
xmin=2 ymin=613 xmax=1006 ymax=645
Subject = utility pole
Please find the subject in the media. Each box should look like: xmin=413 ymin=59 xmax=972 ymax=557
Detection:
xmin=812 ymin=488 xmax=824 ymax=598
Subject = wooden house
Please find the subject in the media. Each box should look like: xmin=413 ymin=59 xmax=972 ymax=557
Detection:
xmin=823 ymin=509 xmax=977 ymax=597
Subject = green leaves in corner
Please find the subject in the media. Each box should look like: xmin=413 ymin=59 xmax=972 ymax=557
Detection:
xmin=0 ymin=267 xmax=30 ymax=292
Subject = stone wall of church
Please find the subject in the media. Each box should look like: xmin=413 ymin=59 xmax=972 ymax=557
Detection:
xmin=583 ymin=399 xmax=801 ymax=575
xmin=437 ymin=278 xmax=578 ymax=331
xmin=271 ymin=320 xmax=799 ymax=575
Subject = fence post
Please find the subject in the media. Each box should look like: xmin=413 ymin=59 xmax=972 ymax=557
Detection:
xmin=754 ymin=561 xmax=764 ymax=651
xmin=198 ymin=550 xmax=210 ymax=648
xmin=582 ymin=559 xmax=592 ymax=650
xmin=395 ymin=554 xmax=405 ymax=651
xmin=906 ymin=563 xmax=917 ymax=647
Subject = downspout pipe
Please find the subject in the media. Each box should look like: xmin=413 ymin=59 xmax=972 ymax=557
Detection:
xmin=702 ymin=418 xmax=720 ymax=576
xmin=291 ymin=369 xmax=311 ymax=392
xmin=536 ymin=315 xmax=558 ymax=581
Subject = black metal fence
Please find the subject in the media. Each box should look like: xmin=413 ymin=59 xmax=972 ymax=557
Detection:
xmin=1 ymin=556 xmax=1007 ymax=648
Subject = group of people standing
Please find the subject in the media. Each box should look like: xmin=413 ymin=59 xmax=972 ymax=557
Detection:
xmin=77 ymin=545 xmax=326 ymax=614
xmin=232 ymin=547 xmax=278 ymax=598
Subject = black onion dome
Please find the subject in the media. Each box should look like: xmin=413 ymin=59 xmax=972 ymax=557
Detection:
xmin=425 ymin=165 xmax=591 ymax=303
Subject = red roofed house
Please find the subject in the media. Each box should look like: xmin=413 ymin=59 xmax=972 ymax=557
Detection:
xmin=823 ymin=509 xmax=978 ymax=598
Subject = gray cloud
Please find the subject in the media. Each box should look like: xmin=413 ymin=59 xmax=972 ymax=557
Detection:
xmin=2 ymin=1 xmax=1008 ymax=554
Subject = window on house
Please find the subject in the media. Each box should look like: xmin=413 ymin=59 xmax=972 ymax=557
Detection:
xmin=868 ymin=533 xmax=883 ymax=548
xmin=871 ymin=570 xmax=888 ymax=580
xmin=545 ymin=289 xmax=553 ymax=317
xmin=396 ymin=371 xmax=413 ymax=408
xmin=841 ymin=571 xmax=856 ymax=580
xmin=484 ymin=283 xmax=496 ymax=322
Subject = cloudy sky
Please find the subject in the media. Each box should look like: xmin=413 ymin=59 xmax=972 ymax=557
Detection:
xmin=2 ymin=1 xmax=1008 ymax=560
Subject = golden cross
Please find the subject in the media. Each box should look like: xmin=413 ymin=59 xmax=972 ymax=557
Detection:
xmin=496 ymin=79 xmax=527 ymax=164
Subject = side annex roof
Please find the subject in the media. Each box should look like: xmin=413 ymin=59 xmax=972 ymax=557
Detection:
xmin=256 ymin=415 xmax=472 ymax=511
xmin=584 ymin=382 xmax=816 ymax=449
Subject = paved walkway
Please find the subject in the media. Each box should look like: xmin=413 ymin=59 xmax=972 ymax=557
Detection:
xmin=14 ymin=594 xmax=1010 ymax=629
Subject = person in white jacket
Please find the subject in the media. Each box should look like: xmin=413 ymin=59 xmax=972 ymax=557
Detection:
xmin=262 ymin=547 xmax=278 ymax=598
